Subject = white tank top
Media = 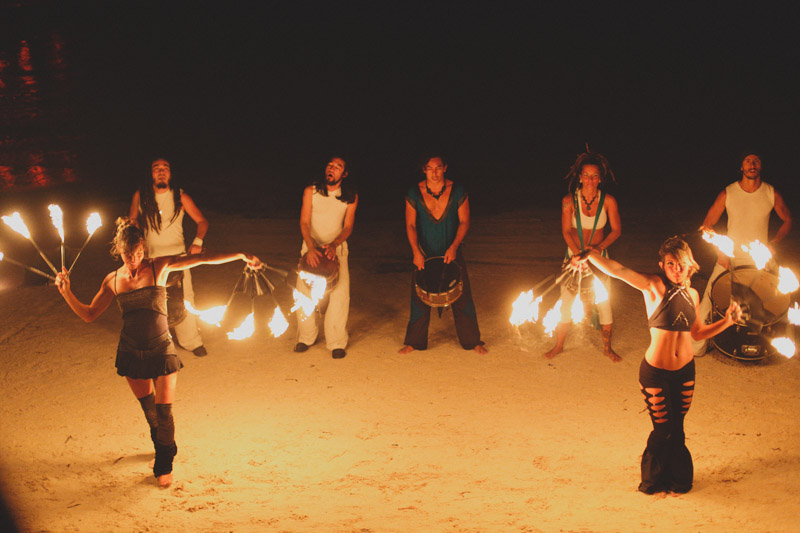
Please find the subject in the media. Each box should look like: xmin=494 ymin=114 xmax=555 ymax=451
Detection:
xmin=144 ymin=190 xmax=186 ymax=257
xmin=571 ymin=204 xmax=607 ymax=230
xmin=307 ymin=188 xmax=349 ymax=247
xmin=725 ymin=180 xmax=774 ymax=260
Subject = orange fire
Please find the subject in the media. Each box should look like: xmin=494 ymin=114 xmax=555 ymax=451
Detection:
xmin=741 ymin=240 xmax=771 ymax=270
xmin=778 ymin=267 xmax=799 ymax=295
xmin=509 ymin=290 xmax=542 ymax=326
xmin=702 ymin=230 xmax=734 ymax=258
xmin=771 ymin=337 xmax=796 ymax=358
xmin=184 ymin=300 xmax=227 ymax=327
xmin=268 ymin=306 xmax=289 ymax=337
xmin=542 ymin=300 xmax=562 ymax=336
xmin=227 ymin=313 xmax=255 ymax=340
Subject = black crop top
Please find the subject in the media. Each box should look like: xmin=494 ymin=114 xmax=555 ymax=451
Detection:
xmin=647 ymin=274 xmax=696 ymax=331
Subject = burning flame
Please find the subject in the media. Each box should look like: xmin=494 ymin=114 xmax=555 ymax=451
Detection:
xmin=291 ymin=271 xmax=328 ymax=316
xmin=509 ymin=290 xmax=542 ymax=326
xmin=593 ymin=277 xmax=609 ymax=304
xmin=184 ymin=300 xmax=227 ymax=327
xmin=542 ymin=300 xmax=562 ymax=336
xmin=268 ymin=306 xmax=289 ymax=337
xmin=771 ymin=337 xmax=795 ymax=358
xmin=86 ymin=212 xmax=102 ymax=235
xmin=227 ymin=313 xmax=255 ymax=340
xmin=741 ymin=240 xmax=771 ymax=269
xmin=778 ymin=267 xmax=799 ymax=294
xmin=702 ymin=230 xmax=734 ymax=258
xmin=0 ymin=252 xmax=4 ymax=261
xmin=788 ymin=302 xmax=800 ymax=326
xmin=48 ymin=204 xmax=64 ymax=241
xmin=570 ymin=294 xmax=584 ymax=323
xmin=2 ymin=212 xmax=31 ymax=239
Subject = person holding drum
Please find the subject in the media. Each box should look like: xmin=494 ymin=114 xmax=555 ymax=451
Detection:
xmin=294 ymin=156 xmax=358 ymax=359
xmin=54 ymin=218 xmax=261 ymax=487
xmin=399 ymin=155 xmax=487 ymax=354
xmin=693 ymin=151 xmax=792 ymax=356
xmin=572 ymin=236 xmax=741 ymax=494
xmin=544 ymin=150 xmax=622 ymax=361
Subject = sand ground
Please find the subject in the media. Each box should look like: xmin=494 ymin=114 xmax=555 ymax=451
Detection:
xmin=1 ymin=205 xmax=799 ymax=532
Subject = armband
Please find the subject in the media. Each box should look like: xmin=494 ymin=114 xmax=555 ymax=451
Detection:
xmin=192 ymin=237 xmax=204 ymax=248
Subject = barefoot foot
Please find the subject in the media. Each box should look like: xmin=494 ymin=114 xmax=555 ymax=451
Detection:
xmin=474 ymin=345 xmax=488 ymax=355
xmin=157 ymin=473 xmax=173 ymax=488
xmin=398 ymin=345 xmax=415 ymax=354
xmin=543 ymin=345 xmax=562 ymax=359
xmin=604 ymin=349 xmax=622 ymax=362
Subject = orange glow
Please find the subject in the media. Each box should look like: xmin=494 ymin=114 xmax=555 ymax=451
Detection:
xmin=788 ymin=302 xmax=800 ymax=326
xmin=741 ymin=240 xmax=771 ymax=270
xmin=2 ymin=212 xmax=31 ymax=239
xmin=542 ymin=300 xmax=562 ymax=336
xmin=227 ymin=313 xmax=255 ymax=340
xmin=184 ymin=300 xmax=227 ymax=327
xmin=509 ymin=290 xmax=542 ymax=326
xmin=771 ymin=337 xmax=795 ymax=358
xmin=593 ymin=277 xmax=608 ymax=304
xmin=268 ymin=306 xmax=289 ymax=337
xmin=702 ymin=230 xmax=734 ymax=257
xmin=778 ymin=267 xmax=799 ymax=294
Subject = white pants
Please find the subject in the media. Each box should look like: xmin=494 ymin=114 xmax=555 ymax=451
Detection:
xmin=558 ymin=275 xmax=613 ymax=325
xmin=172 ymin=268 xmax=203 ymax=351
xmin=296 ymin=244 xmax=350 ymax=351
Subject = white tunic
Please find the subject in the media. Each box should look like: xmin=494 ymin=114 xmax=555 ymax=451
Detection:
xmin=725 ymin=181 xmax=774 ymax=260
xmin=308 ymin=188 xmax=348 ymax=246
xmin=145 ymin=190 xmax=186 ymax=257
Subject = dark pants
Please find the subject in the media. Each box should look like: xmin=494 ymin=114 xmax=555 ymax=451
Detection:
xmin=638 ymin=358 xmax=696 ymax=494
xmin=403 ymin=252 xmax=483 ymax=350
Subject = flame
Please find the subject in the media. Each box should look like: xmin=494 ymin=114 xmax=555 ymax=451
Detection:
xmin=48 ymin=204 xmax=64 ymax=241
xmin=227 ymin=312 xmax=255 ymax=340
xmin=291 ymin=271 xmax=328 ymax=316
xmin=542 ymin=300 xmax=562 ymax=336
xmin=509 ymin=290 xmax=542 ymax=326
xmin=0 ymin=252 xmax=4 ymax=261
xmin=778 ymin=267 xmax=799 ymax=294
xmin=593 ymin=277 xmax=609 ymax=304
xmin=86 ymin=212 xmax=102 ymax=235
xmin=184 ymin=300 xmax=227 ymax=326
xmin=570 ymin=294 xmax=584 ymax=323
xmin=788 ymin=302 xmax=800 ymax=326
xmin=702 ymin=230 xmax=734 ymax=257
xmin=771 ymin=337 xmax=795 ymax=358
xmin=741 ymin=240 xmax=771 ymax=269
xmin=2 ymin=212 xmax=31 ymax=239
xmin=268 ymin=306 xmax=289 ymax=337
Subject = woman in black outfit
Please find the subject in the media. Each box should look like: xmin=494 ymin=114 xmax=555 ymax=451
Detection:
xmin=56 ymin=218 xmax=260 ymax=487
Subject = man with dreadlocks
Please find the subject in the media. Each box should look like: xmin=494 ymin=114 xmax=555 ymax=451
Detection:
xmin=129 ymin=158 xmax=210 ymax=357
xmin=294 ymin=156 xmax=358 ymax=359
xmin=544 ymin=149 xmax=622 ymax=362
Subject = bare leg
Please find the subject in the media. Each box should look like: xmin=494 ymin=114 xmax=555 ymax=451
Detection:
xmin=543 ymin=323 xmax=569 ymax=359
xmin=601 ymin=324 xmax=621 ymax=362
xmin=398 ymin=345 xmax=415 ymax=354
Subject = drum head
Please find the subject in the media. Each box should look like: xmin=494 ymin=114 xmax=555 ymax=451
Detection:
xmin=299 ymin=251 xmax=339 ymax=279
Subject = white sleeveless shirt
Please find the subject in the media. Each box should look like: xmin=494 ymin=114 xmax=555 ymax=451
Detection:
xmin=303 ymin=188 xmax=349 ymax=250
xmin=145 ymin=190 xmax=186 ymax=257
xmin=725 ymin=180 xmax=774 ymax=260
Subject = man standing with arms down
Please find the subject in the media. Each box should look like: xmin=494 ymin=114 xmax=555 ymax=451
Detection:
xmin=694 ymin=152 xmax=792 ymax=355
xmin=129 ymin=158 xmax=210 ymax=357
xmin=399 ymin=155 xmax=487 ymax=354
xmin=294 ymin=156 xmax=358 ymax=359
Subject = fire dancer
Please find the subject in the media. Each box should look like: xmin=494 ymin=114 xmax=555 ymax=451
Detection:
xmin=694 ymin=152 xmax=792 ymax=355
xmin=54 ymin=218 xmax=260 ymax=487
xmin=129 ymin=158 xmax=210 ymax=357
xmin=574 ymin=236 xmax=741 ymax=494
xmin=544 ymin=150 xmax=622 ymax=361
xmin=399 ymin=155 xmax=487 ymax=354
xmin=294 ymin=156 xmax=358 ymax=359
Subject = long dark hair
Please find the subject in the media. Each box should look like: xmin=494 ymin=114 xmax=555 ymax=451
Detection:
xmin=564 ymin=146 xmax=616 ymax=194
xmin=311 ymin=156 xmax=357 ymax=204
xmin=137 ymin=158 xmax=183 ymax=232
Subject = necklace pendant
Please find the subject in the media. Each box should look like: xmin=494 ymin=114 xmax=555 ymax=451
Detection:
xmin=426 ymin=182 xmax=446 ymax=200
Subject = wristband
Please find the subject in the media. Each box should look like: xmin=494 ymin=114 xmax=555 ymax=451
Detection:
xmin=192 ymin=237 xmax=204 ymax=248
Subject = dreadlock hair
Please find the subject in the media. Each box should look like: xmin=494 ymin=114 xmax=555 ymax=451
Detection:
xmin=137 ymin=158 xmax=183 ymax=234
xmin=658 ymin=236 xmax=700 ymax=276
xmin=312 ymin=156 xmax=357 ymax=204
xmin=563 ymin=149 xmax=617 ymax=194
xmin=110 ymin=217 xmax=146 ymax=259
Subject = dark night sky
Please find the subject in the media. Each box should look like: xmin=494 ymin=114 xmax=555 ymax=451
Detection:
xmin=4 ymin=0 xmax=800 ymax=213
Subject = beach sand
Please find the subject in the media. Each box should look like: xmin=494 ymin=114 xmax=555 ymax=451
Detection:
xmin=1 ymin=204 xmax=799 ymax=532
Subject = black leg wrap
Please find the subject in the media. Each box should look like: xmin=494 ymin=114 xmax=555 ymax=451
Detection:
xmin=155 ymin=403 xmax=175 ymax=446
xmin=137 ymin=393 xmax=158 ymax=445
xmin=153 ymin=442 xmax=178 ymax=477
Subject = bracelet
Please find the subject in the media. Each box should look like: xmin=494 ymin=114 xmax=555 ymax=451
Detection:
xmin=192 ymin=237 xmax=204 ymax=247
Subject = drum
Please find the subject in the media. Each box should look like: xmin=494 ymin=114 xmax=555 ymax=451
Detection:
xmin=297 ymin=249 xmax=339 ymax=297
xmin=710 ymin=266 xmax=790 ymax=360
xmin=414 ymin=257 xmax=463 ymax=308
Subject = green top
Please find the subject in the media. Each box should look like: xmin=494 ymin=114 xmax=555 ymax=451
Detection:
xmin=406 ymin=181 xmax=468 ymax=257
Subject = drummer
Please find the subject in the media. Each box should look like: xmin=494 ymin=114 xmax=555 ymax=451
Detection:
xmin=399 ymin=155 xmax=487 ymax=354
xmin=294 ymin=156 xmax=358 ymax=359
